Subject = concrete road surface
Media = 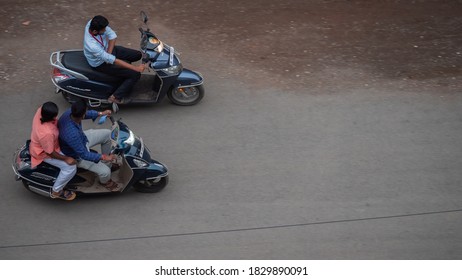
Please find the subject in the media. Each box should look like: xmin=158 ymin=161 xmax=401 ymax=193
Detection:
xmin=0 ymin=0 xmax=461 ymax=259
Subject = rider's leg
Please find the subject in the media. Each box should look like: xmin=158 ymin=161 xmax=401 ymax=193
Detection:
xmin=84 ymin=129 xmax=112 ymax=155
xmin=77 ymin=159 xmax=112 ymax=185
xmin=112 ymin=46 xmax=142 ymax=63
xmin=94 ymin=63 xmax=141 ymax=101
xmin=44 ymin=157 xmax=77 ymax=192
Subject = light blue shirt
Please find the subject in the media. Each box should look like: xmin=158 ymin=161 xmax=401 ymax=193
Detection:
xmin=83 ymin=20 xmax=117 ymax=67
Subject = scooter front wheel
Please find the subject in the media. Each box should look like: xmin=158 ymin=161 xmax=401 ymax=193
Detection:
xmin=167 ymin=85 xmax=204 ymax=106
xmin=134 ymin=176 xmax=169 ymax=193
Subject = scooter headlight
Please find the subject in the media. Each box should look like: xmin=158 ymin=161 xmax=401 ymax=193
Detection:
xmin=154 ymin=41 xmax=164 ymax=53
xmin=161 ymin=64 xmax=183 ymax=75
xmin=133 ymin=158 xmax=149 ymax=168
xmin=124 ymin=130 xmax=135 ymax=146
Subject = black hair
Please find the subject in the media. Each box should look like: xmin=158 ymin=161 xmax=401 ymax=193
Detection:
xmin=40 ymin=102 xmax=59 ymax=124
xmin=89 ymin=15 xmax=109 ymax=32
xmin=71 ymin=99 xmax=88 ymax=119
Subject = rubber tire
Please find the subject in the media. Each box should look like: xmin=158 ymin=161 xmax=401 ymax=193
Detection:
xmin=167 ymin=85 xmax=204 ymax=106
xmin=61 ymin=91 xmax=75 ymax=104
xmin=22 ymin=179 xmax=50 ymax=197
xmin=134 ymin=176 xmax=169 ymax=193
xmin=21 ymin=179 xmax=29 ymax=189
xmin=61 ymin=91 xmax=111 ymax=109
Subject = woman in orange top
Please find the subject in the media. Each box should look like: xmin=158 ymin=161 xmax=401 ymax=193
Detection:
xmin=30 ymin=102 xmax=77 ymax=200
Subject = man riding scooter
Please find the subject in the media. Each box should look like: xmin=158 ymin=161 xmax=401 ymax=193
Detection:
xmin=51 ymin=11 xmax=204 ymax=107
xmin=58 ymin=99 xmax=119 ymax=191
xmin=84 ymin=15 xmax=146 ymax=104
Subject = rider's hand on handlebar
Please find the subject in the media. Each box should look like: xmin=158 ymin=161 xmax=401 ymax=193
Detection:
xmin=101 ymin=154 xmax=117 ymax=162
xmin=100 ymin=110 xmax=112 ymax=116
xmin=136 ymin=64 xmax=146 ymax=73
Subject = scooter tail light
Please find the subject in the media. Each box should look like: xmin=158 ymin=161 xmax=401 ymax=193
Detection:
xmin=18 ymin=160 xmax=31 ymax=170
xmin=52 ymin=67 xmax=70 ymax=83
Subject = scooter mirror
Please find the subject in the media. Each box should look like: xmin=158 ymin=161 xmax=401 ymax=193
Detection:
xmin=140 ymin=11 xmax=148 ymax=24
xmin=112 ymin=103 xmax=119 ymax=113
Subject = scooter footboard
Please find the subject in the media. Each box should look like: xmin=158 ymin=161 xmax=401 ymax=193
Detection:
xmin=72 ymin=156 xmax=134 ymax=194
xmin=114 ymin=156 xmax=135 ymax=191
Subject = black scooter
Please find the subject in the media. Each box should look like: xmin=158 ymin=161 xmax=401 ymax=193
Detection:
xmin=12 ymin=115 xmax=168 ymax=198
xmin=50 ymin=11 xmax=204 ymax=108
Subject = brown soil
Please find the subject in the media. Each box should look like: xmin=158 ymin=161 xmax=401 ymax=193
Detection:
xmin=1 ymin=0 xmax=461 ymax=93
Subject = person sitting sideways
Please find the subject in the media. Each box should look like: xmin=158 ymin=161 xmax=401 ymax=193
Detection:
xmin=30 ymin=102 xmax=77 ymax=201
xmin=58 ymin=99 xmax=119 ymax=191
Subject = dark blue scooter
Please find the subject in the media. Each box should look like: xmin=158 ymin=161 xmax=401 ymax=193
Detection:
xmin=50 ymin=11 xmax=204 ymax=108
xmin=12 ymin=115 xmax=168 ymax=198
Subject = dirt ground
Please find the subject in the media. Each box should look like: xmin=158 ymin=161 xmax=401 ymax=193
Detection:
xmin=1 ymin=0 xmax=462 ymax=94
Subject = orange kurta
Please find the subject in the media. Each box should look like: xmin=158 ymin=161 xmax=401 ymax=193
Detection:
xmin=29 ymin=107 xmax=61 ymax=168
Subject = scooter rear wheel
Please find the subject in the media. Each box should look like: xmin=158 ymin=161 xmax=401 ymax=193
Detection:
xmin=61 ymin=91 xmax=74 ymax=103
xmin=61 ymin=91 xmax=112 ymax=109
xmin=134 ymin=176 xmax=168 ymax=193
xmin=22 ymin=180 xmax=52 ymax=198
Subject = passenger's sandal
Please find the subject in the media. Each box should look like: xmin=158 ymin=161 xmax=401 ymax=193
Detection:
xmin=51 ymin=190 xmax=76 ymax=201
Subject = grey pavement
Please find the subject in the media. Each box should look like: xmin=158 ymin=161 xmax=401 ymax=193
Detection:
xmin=0 ymin=0 xmax=461 ymax=259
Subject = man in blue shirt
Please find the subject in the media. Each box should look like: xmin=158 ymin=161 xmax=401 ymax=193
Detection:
xmin=84 ymin=15 xmax=145 ymax=104
xmin=59 ymin=99 xmax=118 ymax=191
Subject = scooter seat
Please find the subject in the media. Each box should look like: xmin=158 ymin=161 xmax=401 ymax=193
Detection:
xmin=61 ymin=51 xmax=120 ymax=83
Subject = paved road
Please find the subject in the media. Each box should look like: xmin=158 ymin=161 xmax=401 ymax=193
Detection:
xmin=0 ymin=0 xmax=461 ymax=259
